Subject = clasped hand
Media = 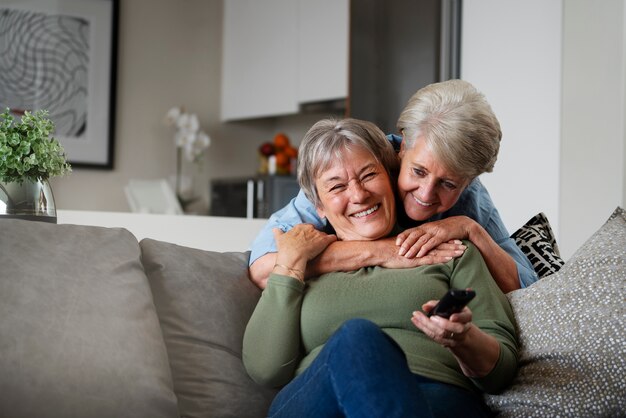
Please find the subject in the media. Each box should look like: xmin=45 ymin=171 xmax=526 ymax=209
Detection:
xmin=396 ymin=216 xmax=472 ymax=259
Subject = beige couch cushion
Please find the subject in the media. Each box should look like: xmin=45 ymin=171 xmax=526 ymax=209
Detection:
xmin=140 ymin=239 xmax=278 ymax=418
xmin=0 ymin=220 xmax=179 ymax=418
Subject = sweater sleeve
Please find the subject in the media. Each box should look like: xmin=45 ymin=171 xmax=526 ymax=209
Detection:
xmin=444 ymin=178 xmax=539 ymax=288
xmin=242 ymin=273 xmax=306 ymax=387
xmin=449 ymin=242 xmax=519 ymax=394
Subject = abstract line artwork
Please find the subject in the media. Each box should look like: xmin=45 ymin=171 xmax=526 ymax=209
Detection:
xmin=0 ymin=8 xmax=90 ymax=138
xmin=0 ymin=0 xmax=117 ymax=168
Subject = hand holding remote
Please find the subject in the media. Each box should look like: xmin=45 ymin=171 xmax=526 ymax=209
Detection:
xmin=427 ymin=289 xmax=476 ymax=319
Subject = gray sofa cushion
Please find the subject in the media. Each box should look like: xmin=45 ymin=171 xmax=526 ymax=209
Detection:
xmin=485 ymin=207 xmax=626 ymax=416
xmin=140 ymin=239 xmax=277 ymax=418
xmin=0 ymin=220 xmax=179 ymax=418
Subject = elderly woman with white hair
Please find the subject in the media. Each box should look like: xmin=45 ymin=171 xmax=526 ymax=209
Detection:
xmin=243 ymin=118 xmax=518 ymax=417
xmin=248 ymin=80 xmax=536 ymax=294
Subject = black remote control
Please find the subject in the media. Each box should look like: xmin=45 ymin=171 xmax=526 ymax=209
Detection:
xmin=427 ymin=289 xmax=476 ymax=319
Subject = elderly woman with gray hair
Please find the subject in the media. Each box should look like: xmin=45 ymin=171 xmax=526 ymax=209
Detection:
xmin=248 ymin=79 xmax=536 ymax=293
xmin=243 ymin=118 xmax=518 ymax=417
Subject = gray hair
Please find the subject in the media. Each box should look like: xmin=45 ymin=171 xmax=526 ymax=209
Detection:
xmin=297 ymin=118 xmax=399 ymax=207
xmin=396 ymin=79 xmax=502 ymax=179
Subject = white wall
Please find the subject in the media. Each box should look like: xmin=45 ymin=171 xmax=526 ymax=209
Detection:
xmin=560 ymin=0 xmax=625 ymax=257
xmin=462 ymin=0 xmax=626 ymax=259
xmin=461 ymin=0 xmax=562 ymax=239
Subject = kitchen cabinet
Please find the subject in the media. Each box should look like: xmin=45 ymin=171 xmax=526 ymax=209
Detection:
xmin=210 ymin=175 xmax=299 ymax=219
xmin=221 ymin=0 xmax=348 ymax=121
xmin=297 ymin=0 xmax=349 ymax=105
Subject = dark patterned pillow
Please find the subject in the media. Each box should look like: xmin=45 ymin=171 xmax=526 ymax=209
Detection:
xmin=511 ymin=213 xmax=564 ymax=278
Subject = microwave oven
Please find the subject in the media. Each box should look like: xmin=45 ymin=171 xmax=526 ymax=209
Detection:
xmin=210 ymin=175 xmax=300 ymax=219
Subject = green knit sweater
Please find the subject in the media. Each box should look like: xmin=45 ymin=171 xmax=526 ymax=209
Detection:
xmin=242 ymin=242 xmax=518 ymax=394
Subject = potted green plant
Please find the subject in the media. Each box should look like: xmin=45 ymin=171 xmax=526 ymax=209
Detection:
xmin=0 ymin=108 xmax=71 ymax=223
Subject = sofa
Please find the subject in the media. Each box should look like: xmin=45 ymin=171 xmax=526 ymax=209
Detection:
xmin=0 ymin=208 xmax=624 ymax=418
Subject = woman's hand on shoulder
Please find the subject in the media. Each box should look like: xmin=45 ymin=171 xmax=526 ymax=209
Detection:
xmin=273 ymin=225 xmax=337 ymax=274
xmin=396 ymin=216 xmax=474 ymax=258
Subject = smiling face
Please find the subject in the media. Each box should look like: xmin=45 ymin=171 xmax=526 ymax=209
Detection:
xmin=315 ymin=146 xmax=396 ymax=241
xmin=397 ymin=137 xmax=470 ymax=221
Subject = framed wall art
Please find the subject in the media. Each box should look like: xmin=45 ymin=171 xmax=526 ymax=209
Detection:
xmin=0 ymin=0 xmax=119 ymax=168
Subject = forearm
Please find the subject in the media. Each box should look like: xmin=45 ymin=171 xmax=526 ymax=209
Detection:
xmin=449 ymin=324 xmax=501 ymax=378
xmin=249 ymin=253 xmax=277 ymax=289
xmin=249 ymin=243 xmax=359 ymax=290
xmin=467 ymin=221 xmax=520 ymax=293
xmin=251 ymin=241 xmax=390 ymax=288
xmin=249 ymin=237 xmax=453 ymax=289
xmin=448 ymin=242 xmax=519 ymax=391
xmin=306 ymin=240 xmax=391 ymax=277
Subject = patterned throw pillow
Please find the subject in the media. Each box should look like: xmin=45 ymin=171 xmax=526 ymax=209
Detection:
xmin=510 ymin=212 xmax=565 ymax=278
xmin=485 ymin=207 xmax=626 ymax=417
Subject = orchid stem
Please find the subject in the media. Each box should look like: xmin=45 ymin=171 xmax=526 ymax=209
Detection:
xmin=176 ymin=146 xmax=182 ymax=199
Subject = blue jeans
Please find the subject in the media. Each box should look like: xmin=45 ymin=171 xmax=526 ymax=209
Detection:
xmin=268 ymin=319 xmax=492 ymax=418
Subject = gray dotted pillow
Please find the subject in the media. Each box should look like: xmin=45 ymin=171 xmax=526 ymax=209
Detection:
xmin=511 ymin=212 xmax=565 ymax=278
xmin=485 ymin=207 xmax=626 ymax=417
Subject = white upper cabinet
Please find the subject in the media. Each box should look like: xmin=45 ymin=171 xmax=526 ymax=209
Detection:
xmin=297 ymin=0 xmax=349 ymax=104
xmin=221 ymin=0 xmax=348 ymax=121
xmin=221 ymin=0 xmax=298 ymax=121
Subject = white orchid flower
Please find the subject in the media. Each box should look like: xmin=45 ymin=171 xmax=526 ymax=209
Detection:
xmin=164 ymin=107 xmax=181 ymax=126
xmin=174 ymin=130 xmax=195 ymax=148
xmin=175 ymin=113 xmax=188 ymax=130
xmin=196 ymin=131 xmax=211 ymax=149
xmin=179 ymin=131 xmax=210 ymax=162
xmin=166 ymin=106 xmax=210 ymax=163
xmin=177 ymin=113 xmax=199 ymax=133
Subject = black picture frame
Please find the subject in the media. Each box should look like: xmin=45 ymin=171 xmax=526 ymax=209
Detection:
xmin=0 ymin=0 xmax=119 ymax=169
